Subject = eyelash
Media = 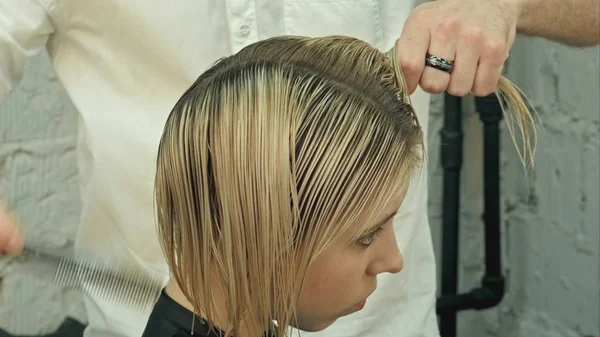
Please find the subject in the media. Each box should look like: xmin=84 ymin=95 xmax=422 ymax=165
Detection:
xmin=358 ymin=227 xmax=384 ymax=246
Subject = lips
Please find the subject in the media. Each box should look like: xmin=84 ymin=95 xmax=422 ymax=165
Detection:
xmin=354 ymin=299 xmax=366 ymax=310
xmin=352 ymin=289 xmax=374 ymax=311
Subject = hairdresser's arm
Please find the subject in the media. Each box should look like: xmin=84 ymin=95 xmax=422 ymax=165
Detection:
xmin=519 ymin=0 xmax=599 ymax=46
xmin=397 ymin=0 xmax=600 ymax=96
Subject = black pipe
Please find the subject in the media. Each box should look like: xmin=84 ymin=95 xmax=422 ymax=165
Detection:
xmin=438 ymin=93 xmax=463 ymax=337
xmin=436 ymin=93 xmax=506 ymax=335
xmin=476 ymin=94 xmax=505 ymax=307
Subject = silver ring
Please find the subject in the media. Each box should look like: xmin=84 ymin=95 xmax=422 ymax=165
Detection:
xmin=425 ymin=53 xmax=453 ymax=73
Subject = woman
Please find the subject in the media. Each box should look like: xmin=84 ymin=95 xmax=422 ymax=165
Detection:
xmin=141 ymin=35 xmax=535 ymax=337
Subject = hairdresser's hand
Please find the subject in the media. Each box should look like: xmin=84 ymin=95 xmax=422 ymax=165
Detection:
xmin=396 ymin=0 xmax=522 ymax=97
xmin=0 ymin=201 xmax=24 ymax=257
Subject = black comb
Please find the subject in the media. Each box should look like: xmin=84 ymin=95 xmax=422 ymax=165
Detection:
xmin=16 ymin=245 xmax=164 ymax=313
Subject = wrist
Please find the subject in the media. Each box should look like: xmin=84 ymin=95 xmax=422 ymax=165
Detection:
xmin=499 ymin=0 xmax=525 ymax=21
xmin=511 ymin=0 xmax=539 ymax=34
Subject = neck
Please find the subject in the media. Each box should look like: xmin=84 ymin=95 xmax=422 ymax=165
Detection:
xmin=165 ymin=279 xmax=267 ymax=337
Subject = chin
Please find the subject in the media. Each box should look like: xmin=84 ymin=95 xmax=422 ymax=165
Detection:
xmin=294 ymin=317 xmax=338 ymax=332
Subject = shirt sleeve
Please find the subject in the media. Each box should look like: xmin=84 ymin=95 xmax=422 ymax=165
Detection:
xmin=0 ymin=0 xmax=55 ymax=101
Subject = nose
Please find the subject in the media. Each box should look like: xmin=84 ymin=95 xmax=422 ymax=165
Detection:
xmin=367 ymin=230 xmax=404 ymax=276
xmin=386 ymin=245 xmax=404 ymax=274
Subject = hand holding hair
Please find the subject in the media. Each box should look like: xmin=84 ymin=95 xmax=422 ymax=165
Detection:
xmin=396 ymin=0 xmax=522 ymax=97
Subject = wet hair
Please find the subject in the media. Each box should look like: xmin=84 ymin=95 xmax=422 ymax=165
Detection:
xmin=154 ymin=35 xmax=535 ymax=336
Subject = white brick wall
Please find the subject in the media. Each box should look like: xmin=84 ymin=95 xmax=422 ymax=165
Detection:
xmin=0 ymin=36 xmax=598 ymax=337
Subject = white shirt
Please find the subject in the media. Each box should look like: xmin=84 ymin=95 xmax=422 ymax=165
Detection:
xmin=1 ymin=1 xmax=439 ymax=336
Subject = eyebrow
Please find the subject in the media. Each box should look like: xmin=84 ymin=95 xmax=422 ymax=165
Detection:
xmin=361 ymin=211 xmax=398 ymax=235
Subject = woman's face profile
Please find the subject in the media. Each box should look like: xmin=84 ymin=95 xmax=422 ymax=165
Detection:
xmin=294 ymin=191 xmax=406 ymax=332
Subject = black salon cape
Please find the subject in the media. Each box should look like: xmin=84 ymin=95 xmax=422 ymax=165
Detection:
xmin=141 ymin=290 xmax=277 ymax=337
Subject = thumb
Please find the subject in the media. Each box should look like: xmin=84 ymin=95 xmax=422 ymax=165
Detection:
xmin=396 ymin=12 xmax=431 ymax=95
xmin=0 ymin=201 xmax=24 ymax=256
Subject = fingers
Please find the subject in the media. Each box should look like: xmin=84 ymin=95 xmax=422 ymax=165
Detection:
xmin=471 ymin=41 xmax=508 ymax=96
xmin=396 ymin=11 xmax=431 ymax=95
xmin=419 ymin=19 xmax=458 ymax=94
xmin=447 ymin=29 xmax=483 ymax=96
xmin=0 ymin=203 xmax=24 ymax=256
xmin=2 ymin=228 xmax=23 ymax=256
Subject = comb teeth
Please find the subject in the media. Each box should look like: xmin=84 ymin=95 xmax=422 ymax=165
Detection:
xmin=20 ymin=247 xmax=163 ymax=313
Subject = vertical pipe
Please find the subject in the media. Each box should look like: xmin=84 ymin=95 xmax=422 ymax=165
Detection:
xmin=439 ymin=93 xmax=463 ymax=337
xmin=476 ymin=95 xmax=505 ymax=300
xmin=483 ymin=120 xmax=501 ymax=277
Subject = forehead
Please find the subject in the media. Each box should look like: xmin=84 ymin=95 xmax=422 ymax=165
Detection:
xmin=344 ymin=188 xmax=407 ymax=236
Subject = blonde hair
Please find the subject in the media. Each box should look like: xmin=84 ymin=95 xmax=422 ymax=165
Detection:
xmin=154 ymin=36 xmax=535 ymax=337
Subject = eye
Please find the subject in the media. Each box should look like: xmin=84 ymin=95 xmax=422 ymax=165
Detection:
xmin=358 ymin=227 xmax=384 ymax=246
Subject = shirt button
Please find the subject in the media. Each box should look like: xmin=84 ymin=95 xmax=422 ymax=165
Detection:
xmin=240 ymin=25 xmax=250 ymax=36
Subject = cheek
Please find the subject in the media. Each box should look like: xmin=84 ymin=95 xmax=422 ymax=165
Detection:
xmin=296 ymin=250 xmax=371 ymax=318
